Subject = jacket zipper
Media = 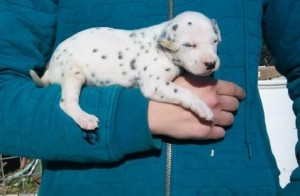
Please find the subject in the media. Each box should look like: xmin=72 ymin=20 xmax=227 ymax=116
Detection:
xmin=166 ymin=2 xmax=173 ymax=196
xmin=168 ymin=0 xmax=174 ymax=20
xmin=165 ymin=143 xmax=172 ymax=196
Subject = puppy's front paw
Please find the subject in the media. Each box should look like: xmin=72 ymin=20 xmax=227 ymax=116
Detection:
xmin=201 ymin=108 xmax=214 ymax=121
xmin=193 ymin=104 xmax=214 ymax=122
xmin=74 ymin=113 xmax=99 ymax=130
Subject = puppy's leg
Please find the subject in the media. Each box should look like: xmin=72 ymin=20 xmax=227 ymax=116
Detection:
xmin=60 ymin=66 xmax=99 ymax=130
xmin=141 ymin=80 xmax=214 ymax=121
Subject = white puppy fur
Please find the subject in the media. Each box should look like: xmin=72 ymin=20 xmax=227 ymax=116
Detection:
xmin=30 ymin=11 xmax=221 ymax=130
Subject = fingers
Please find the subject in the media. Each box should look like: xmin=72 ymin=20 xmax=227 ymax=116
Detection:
xmin=211 ymin=94 xmax=240 ymax=126
xmin=212 ymin=81 xmax=244 ymax=127
xmin=218 ymin=95 xmax=240 ymax=112
xmin=184 ymin=120 xmax=226 ymax=140
xmin=207 ymin=126 xmax=226 ymax=139
xmin=214 ymin=111 xmax=234 ymax=126
xmin=216 ymin=80 xmax=245 ymax=100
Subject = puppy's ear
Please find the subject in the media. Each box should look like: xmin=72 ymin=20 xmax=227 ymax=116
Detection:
xmin=158 ymin=24 xmax=180 ymax=52
xmin=159 ymin=39 xmax=179 ymax=52
xmin=211 ymin=19 xmax=221 ymax=42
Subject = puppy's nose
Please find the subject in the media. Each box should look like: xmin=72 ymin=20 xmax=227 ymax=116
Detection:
xmin=205 ymin=62 xmax=216 ymax=70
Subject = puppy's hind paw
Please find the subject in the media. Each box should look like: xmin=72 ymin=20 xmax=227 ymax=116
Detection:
xmin=75 ymin=113 xmax=99 ymax=130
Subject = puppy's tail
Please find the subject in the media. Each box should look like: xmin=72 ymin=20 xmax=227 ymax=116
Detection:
xmin=29 ymin=70 xmax=50 ymax=87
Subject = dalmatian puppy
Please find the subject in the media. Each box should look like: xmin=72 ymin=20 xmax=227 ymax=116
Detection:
xmin=30 ymin=11 xmax=221 ymax=130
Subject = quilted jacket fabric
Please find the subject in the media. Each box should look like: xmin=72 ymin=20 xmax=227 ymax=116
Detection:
xmin=0 ymin=0 xmax=299 ymax=195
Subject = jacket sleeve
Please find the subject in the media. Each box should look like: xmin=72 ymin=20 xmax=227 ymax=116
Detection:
xmin=0 ymin=1 xmax=161 ymax=163
xmin=263 ymin=0 xmax=300 ymax=194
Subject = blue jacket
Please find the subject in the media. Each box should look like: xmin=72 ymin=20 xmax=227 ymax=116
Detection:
xmin=0 ymin=0 xmax=299 ymax=195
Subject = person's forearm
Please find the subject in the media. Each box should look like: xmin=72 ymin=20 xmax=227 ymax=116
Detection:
xmin=0 ymin=77 xmax=160 ymax=162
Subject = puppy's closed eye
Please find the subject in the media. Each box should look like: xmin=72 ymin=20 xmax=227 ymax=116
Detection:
xmin=182 ymin=43 xmax=197 ymax=48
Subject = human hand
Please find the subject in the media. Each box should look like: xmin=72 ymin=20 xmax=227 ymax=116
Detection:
xmin=148 ymin=74 xmax=245 ymax=140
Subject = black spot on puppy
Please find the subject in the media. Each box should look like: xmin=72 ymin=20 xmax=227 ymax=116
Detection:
xmin=130 ymin=59 xmax=136 ymax=70
xmin=172 ymin=58 xmax=182 ymax=65
xmin=160 ymin=31 xmax=167 ymax=39
xmin=129 ymin=33 xmax=136 ymax=37
xmin=183 ymin=43 xmax=192 ymax=47
xmin=172 ymin=24 xmax=178 ymax=31
xmin=118 ymin=51 xmax=123 ymax=59
xmin=93 ymin=49 xmax=98 ymax=53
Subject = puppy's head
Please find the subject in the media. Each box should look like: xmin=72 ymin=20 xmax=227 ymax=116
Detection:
xmin=158 ymin=11 xmax=221 ymax=76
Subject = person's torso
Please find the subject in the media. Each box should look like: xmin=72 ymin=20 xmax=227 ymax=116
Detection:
xmin=40 ymin=1 xmax=280 ymax=195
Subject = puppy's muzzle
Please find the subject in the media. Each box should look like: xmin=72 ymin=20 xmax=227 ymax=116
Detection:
xmin=205 ymin=61 xmax=216 ymax=71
